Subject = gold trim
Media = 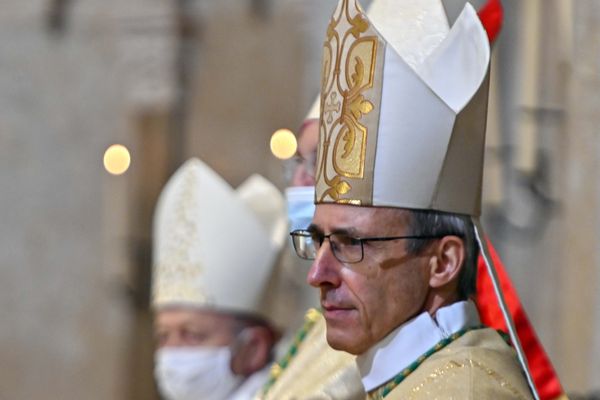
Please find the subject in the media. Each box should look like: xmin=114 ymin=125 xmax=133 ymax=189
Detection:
xmin=153 ymin=167 xmax=207 ymax=306
xmin=332 ymin=36 xmax=377 ymax=179
xmin=316 ymin=0 xmax=381 ymax=204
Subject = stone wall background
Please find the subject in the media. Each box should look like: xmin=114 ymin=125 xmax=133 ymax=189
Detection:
xmin=482 ymin=0 xmax=600 ymax=394
xmin=1 ymin=0 xmax=599 ymax=398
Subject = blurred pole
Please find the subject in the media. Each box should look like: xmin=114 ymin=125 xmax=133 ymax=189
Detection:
xmin=560 ymin=0 xmax=600 ymax=392
xmin=115 ymin=4 xmax=182 ymax=399
xmin=488 ymin=0 xmax=566 ymax=240
xmin=169 ymin=0 xmax=200 ymax=174
xmin=46 ymin=0 xmax=72 ymax=35
xmin=127 ymin=110 xmax=172 ymax=400
xmin=124 ymin=3 xmax=202 ymax=397
xmin=251 ymin=0 xmax=271 ymax=19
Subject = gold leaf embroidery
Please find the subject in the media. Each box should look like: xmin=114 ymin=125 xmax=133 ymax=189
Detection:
xmin=348 ymin=14 xmax=369 ymax=38
xmin=349 ymin=94 xmax=373 ymax=120
xmin=327 ymin=19 xmax=337 ymax=41
xmin=351 ymin=56 xmax=365 ymax=87
xmin=342 ymin=127 xmax=355 ymax=158
xmin=336 ymin=180 xmax=352 ymax=195
xmin=316 ymin=0 xmax=379 ymax=203
xmin=322 ymin=175 xmax=353 ymax=201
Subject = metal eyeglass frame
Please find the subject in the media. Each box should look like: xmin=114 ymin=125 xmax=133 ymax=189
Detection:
xmin=289 ymin=229 xmax=450 ymax=264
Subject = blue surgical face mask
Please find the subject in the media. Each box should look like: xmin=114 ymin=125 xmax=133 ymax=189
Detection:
xmin=285 ymin=186 xmax=316 ymax=231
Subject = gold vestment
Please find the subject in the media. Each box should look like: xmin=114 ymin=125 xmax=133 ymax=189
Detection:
xmin=258 ymin=312 xmax=364 ymax=400
xmin=370 ymin=328 xmax=534 ymax=400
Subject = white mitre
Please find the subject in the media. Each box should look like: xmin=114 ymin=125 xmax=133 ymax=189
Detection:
xmin=152 ymin=158 xmax=286 ymax=319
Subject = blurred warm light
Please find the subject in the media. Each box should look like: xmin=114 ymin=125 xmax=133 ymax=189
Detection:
xmin=270 ymin=129 xmax=297 ymax=160
xmin=103 ymin=144 xmax=131 ymax=175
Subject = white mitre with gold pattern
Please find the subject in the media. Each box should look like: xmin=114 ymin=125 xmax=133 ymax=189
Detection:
xmin=316 ymin=0 xmax=490 ymax=216
xmin=152 ymin=158 xmax=286 ymax=319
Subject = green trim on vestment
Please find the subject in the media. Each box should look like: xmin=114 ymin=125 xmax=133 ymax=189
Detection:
xmin=367 ymin=325 xmax=488 ymax=399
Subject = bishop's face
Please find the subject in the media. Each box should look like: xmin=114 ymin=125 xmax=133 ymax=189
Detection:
xmin=307 ymin=204 xmax=432 ymax=355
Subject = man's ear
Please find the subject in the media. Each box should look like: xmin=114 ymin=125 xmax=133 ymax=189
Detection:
xmin=230 ymin=327 xmax=274 ymax=376
xmin=428 ymin=235 xmax=465 ymax=289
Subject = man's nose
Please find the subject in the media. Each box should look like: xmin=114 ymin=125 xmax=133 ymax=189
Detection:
xmin=307 ymin=240 xmax=341 ymax=288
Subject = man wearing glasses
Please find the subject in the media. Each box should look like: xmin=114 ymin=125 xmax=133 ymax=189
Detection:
xmin=285 ymin=0 xmax=537 ymax=398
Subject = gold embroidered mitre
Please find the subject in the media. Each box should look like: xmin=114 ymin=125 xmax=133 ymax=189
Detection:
xmin=315 ymin=0 xmax=491 ymax=216
xmin=152 ymin=158 xmax=286 ymax=318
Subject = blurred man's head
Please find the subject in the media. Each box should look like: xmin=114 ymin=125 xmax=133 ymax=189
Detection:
xmin=285 ymin=118 xmax=320 ymax=233
xmin=154 ymin=307 xmax=278 ymax=357
xmin=152 ymin=159 xmax=286 ymax=400
xmin=153 ymin=306 xmax=278 ymax=400
xmin=155 ymin=308 xmax=238 ymax=348
xmin=288 ymin=118 xmax=319 ymax=187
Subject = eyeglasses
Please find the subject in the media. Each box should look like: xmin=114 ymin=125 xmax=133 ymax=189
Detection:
xmin=290 ymin=229 xmax=448 ymax=264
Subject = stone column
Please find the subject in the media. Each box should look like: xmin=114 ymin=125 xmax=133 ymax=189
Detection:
xmin=560 ymin=0 xmax=600 ymax=392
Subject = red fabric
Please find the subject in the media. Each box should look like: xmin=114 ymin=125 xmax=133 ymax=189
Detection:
xmin=477 ymin=0 xmax=504 ymax=43
xmin=476 ymin=241 xmax=564 ymax=399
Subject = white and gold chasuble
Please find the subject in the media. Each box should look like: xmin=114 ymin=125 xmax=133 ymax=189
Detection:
xmin=359 ymin=302 xmax=533 ymax=400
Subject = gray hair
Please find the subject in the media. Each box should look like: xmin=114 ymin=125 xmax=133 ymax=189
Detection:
xmin=404 ymin=209 xmax=479 ymax=300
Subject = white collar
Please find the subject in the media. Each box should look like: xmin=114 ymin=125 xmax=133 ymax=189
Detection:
xmin=356 ymin=300 xmax=480 ymax=392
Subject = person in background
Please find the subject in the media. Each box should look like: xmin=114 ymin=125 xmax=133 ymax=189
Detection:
xmin=152 ymin=158 xmax=287 ymax=400
xmin=287 ymin=118 xmax=319 ymax=189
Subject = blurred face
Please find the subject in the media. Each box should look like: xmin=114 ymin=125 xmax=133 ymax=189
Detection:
xmin=291 ymin=119 xmax=319 ymax=187
xmin=154 ymin=307 xmax=236 ymax=348
xmin=307 ymin=204 xmax=432 ymax=355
